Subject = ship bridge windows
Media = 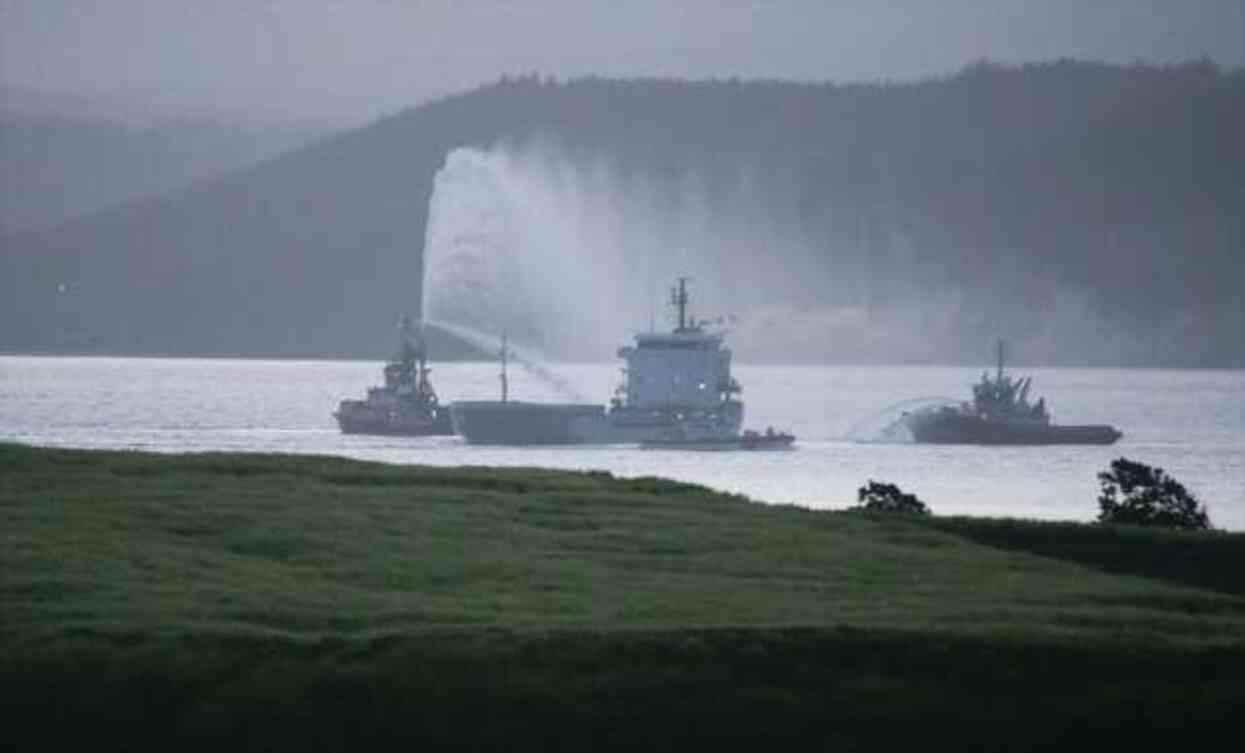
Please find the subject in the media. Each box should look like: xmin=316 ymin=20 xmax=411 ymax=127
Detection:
xmin=636 ymin=341 xmax=718 ymax=350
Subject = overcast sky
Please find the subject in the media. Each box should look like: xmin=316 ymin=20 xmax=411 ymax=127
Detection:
xmin=2 ymin=0 xmax=1242 ymax=125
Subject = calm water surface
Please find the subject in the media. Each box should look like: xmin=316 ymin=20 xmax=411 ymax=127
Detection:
xmin=2 ymin=356 xmax=1242 ymax=529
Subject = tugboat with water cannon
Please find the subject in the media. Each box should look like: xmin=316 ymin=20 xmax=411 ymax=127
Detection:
xmin=451 ymin=278 xmax=783 ymax=445
xmin=334 ymin=316 xmax=454 ymax=436
xmin=900 ymin=341 xmax=1122 ymax=445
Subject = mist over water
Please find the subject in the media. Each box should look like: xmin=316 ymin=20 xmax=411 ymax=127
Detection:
xmin=417 ymin=144 xmax=1028 ymax=367
xmin=422 ymin=146 xmax=648 ymax=359
xmin=421 ymin=144 xmax=850 ymax=361
xmin=417 ymin=130 xmax=1243 ymax=368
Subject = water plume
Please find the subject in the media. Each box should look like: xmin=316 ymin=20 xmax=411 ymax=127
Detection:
xmin=419 ymin=143 xmax=833 ymax=361
xmin=423 ymin=318 xmax=587 ymax=402
xmin=418 ymin=142 xmax=1034 ymax=366
xmin=843 ymin=397 xmax=960 ymax=443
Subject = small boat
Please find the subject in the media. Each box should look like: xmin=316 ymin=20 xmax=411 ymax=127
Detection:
xmin=641 ymin=427 xmax=796 ymax=451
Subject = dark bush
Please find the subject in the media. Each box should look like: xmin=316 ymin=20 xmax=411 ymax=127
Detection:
xmin=856 ymin=481 xmax=930 ymax=515
xmin=1097 ymin=458 xmax=1211 ymax=530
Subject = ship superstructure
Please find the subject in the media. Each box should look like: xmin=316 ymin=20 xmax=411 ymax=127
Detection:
xmin=450 ymin=278 xmax=743 ymax=445
xmin=966 ymin=340 xmax=1049 ymax=424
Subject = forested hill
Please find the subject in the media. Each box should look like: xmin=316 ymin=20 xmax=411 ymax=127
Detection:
xmin=2 ymin=61 xmax=1241 ymax=366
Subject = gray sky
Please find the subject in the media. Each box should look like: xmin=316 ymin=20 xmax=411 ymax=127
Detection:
xmin=3 ymin=0 xmax=1242 ymax=125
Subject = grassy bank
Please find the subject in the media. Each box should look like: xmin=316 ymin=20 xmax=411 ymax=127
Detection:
xmin=4 ymin=443 xmax=1244 ymax=749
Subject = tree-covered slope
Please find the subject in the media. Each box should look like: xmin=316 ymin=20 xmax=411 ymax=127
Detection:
xmin=3 ymin=61 xmax=1240 ymax=364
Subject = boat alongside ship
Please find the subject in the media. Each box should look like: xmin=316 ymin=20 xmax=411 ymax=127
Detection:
xmin=900 ymin=341 xmax=1122 ymax=445
xmin=450 ymin=278 xmax=779 ymax=446
xmin=334 ymin=317 xmax=454 ymax=436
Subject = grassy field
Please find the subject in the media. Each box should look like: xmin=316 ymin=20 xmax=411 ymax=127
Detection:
xmin=4 ymin=442 xmax=1244 ymax=749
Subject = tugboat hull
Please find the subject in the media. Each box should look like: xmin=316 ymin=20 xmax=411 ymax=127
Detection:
xmin=905 ymin=410 xmax=1121 ymax=445
xmin=335 ymin=404 xmax=454 ymax=436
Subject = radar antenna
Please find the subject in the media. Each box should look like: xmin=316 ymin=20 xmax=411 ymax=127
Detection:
xmin=413 ymin=318 xmax=437 ymax=405
xmin=670 ymin=277 xmax=691 ymax=332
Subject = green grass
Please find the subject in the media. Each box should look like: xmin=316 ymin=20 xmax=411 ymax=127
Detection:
xmin=3 ymin=442 xmax=1244 ymax=750
xmin=922 ymin=515 xmax=1245 ymax=597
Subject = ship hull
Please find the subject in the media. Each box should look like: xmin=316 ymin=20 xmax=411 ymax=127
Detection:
xmin=450 ymin=400 xmax=744 ymax=445
xmin=641 ymin=434 xmax=794 ymax=451
xmin=904 ymin=411 xmax=1121 ymax=445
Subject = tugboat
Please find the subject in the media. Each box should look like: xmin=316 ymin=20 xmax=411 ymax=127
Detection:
xmin=450 ymin=278 xmax=747 ymax=445
xmin=901 ymin=341 xmax=1122 ymax=445
xmin=334 ymin=317 xmax=454 ymax=436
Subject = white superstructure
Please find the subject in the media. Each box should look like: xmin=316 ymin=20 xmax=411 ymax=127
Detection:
xmin=614 ymin=278 xmax=741 ymax=416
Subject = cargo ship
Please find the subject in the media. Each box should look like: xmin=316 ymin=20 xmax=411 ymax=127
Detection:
xmin=450 ymin=278 xmax=744 ymax=445
xmin=900 ymin=341 xmax=1122 ymax=445
xmin=334 ymin=317 xmax=454 ymax=436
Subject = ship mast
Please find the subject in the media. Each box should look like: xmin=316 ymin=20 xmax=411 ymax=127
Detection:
xmin=399 ymin=315 xmax=416 ymax=359
xmin=395 ymin=315 xmax=419 ymax=389
xmin=996 ymin=339 xmax=1005 ymax=382
xmin=671 ymin=276 xmax=691 ymax=332
xmin=414 ymin=319 xmax=435 ymax=403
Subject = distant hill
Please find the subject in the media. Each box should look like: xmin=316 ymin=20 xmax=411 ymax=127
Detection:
xmin=0 ymin=105 xmax=329 ymax=233
xmin=2 ymin=61 xmax=1242 ymax=365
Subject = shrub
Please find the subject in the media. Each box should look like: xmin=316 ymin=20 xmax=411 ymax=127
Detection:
xmin=856 ymin=481 xmax=930 ymax=515
xmin=1097 ymin=458 xmax=1211 ymax=530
